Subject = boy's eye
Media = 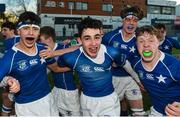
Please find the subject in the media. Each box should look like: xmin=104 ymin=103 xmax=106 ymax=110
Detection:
xmin=95 ymin=36 xmax=100 ymax=40
xmin=84 ymin=37 xmax=90 ymax=40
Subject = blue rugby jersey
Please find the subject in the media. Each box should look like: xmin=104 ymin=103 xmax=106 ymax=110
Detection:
xmin=52 ymin=43 xmax=76 ymax=90
xmin=132 ymin=52 xmax=180 ymax=115
xmin=159 ymin=36 xmax=180 ymax=54
xmin=0 ymin=43 xmax=55 ymax=104
xmin=102 ymin=28 xmax=139 ymax=77
xmin=4 ymin=36 xmax=20 ymax=51
xmin=61 ymin=44 xmax=126 ymax=97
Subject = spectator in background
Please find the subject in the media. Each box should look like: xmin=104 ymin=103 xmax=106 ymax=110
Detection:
xmin=153 ymin=23 xmax=180 ymax=54
xmin=39 ymin=26 xmax=81 ymax=116
xmin=0 ymin=21 xmax=20 ymax=116
xmin=1 ymin=21 xmax=20 ymax=51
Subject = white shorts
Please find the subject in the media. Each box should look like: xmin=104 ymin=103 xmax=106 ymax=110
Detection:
xmin=80 ymin=92 xmax=120 ymax=116
xmin=113 ymin=76 xmax=142 ymax=101
xmin=15 ymin=93 xmax=58 ymax=116
xmin=149 ymin=106 xmax=163 ymax=116
xmin=52 ymin=87 xmax=81 ymax=116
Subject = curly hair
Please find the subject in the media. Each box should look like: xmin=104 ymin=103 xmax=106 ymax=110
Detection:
xmin=77 ymin=17 xmax=103 ymax=37
xmin=17 ymin=11 xmax=41 ymax=26
xmin=121 ymin=6 xmax=144 ymax=20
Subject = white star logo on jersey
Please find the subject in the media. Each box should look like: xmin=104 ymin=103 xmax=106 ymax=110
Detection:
xmin=156 ymin=75 xmax=167 ymax=83
xmin=129 ymin=46 xmax=136 ymax=53
xmin=40 ymin=58 xmax=46 ymax=64
xmin=164 ymin=45 xmax=169 ymax=50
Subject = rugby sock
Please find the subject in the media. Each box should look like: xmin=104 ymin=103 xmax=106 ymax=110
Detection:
xmin=131 ymin=108 xmax=146 ymax=116
xmin=2 ymin=105 xmax=12 ymax=113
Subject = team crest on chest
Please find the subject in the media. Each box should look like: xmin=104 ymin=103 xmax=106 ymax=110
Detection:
xmin=17 ymin=60 xmax=28 ymax=71
xmin=138 ymin=70 xmax=144 ymax=79
xmin=112 ymin=41 xmax=119 ymax=48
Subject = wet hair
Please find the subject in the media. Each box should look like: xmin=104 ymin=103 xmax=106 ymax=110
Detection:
xmin=1 ymin=21 xmax=16 ymax=30
xmin=121 ymin=6 xmax=144 ymax=20
xmin=136 ymin=25 xmax=159 ymax=38
xmin=40 ymin=26 xmax=56 ymax=42
xmin=17 ymin=11 xmax=41 ymax=27
xmin=153 ymin=23 xmax=166 ymax=31
xmin=77 ymin=17 xmax=103 ymax=37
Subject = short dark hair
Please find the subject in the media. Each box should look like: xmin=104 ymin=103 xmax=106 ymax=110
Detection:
xmin=153 ymin=23 xmax=166 ymax=31
xmin=121 ymin=6 xmax=144 ymax=20
xmin=17 ymin=11 xmax=41 ymax=27
xmin=136 ymin=25 xmax=159 ymax=38
xmin=78 ymin=17 xmax=103 ymax=37
xmin=1 ymin=21 xmax=16 ymax=30
xmin=40 ymin=26 xmax=56 ymax=42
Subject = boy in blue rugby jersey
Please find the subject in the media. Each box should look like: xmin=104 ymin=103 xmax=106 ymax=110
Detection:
xmin=39 ymin=26 xmax=81 ymax=116
xmin=0 ymin=11 xmax=70 ymax=116
xmin=102 ymin=6 xmax=145 ymax=116
xmin=41 ymin=17 xmax=140 ymax=116
xmin=154 ymin=23 xmax=180 ymax=54
xmin=133 ymin=25 xmax=180 ymax=116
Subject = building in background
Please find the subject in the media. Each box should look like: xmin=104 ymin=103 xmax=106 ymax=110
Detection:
xmin=147 ymin=0 xmax=176 ymax=36
xmin=175 ymin=4 xmax=180 ymax=38
xmin=37 ymin=0 xmax=148 ymax=38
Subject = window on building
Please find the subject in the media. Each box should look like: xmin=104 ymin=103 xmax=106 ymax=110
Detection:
xmin=76 ymin=2 xmax=88 ymax=10
xmin=68 ymin=2 xmax=75 ymax=10
xmin=102 ymin=4 xmax=113 ymax=12
xmin=148 ymin=6 xmax=161 ymax=14
xmin=45 ymin=1 xmax=56 ymax=7
xmin=162 ymin=7 xmax=175 ymax=15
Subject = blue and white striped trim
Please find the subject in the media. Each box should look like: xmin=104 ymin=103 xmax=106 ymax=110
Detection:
xmin=2 ymin=105 xmax=12 ymax=113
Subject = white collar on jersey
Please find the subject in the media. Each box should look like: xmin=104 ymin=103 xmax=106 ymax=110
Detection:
xmin=119 ymin=29 xmax=136 ymax=42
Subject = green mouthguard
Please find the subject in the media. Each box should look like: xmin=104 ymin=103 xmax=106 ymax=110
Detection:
xmin=143 ymin=51 xmax=152 ymax=57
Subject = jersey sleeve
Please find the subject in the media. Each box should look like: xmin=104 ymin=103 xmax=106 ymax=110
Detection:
xmin=45 ymin=58 xmax=56 ymax=65
xmin=37 ymin=43 xmax=56 ymax=65
xmin=58 ymin=49 xmax=80 ymax=69
xmin=0 ymin=51 xmax=14 ymax=81
xmin=107 ymin=46 xmax=126 ymax=66
xmin=102 ymin=33 xmax=111 ymax=46
xmin=169 ymin=57 xmax=180 ymax=82
xmin=169 ymin=38 xmax=180 ymax=49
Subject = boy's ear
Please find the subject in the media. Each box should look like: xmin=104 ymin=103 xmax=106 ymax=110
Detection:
xmin=77 ymin=37 xmax=82 ymax=44
xmin=17 ymin=29 xmax=20 ymax=35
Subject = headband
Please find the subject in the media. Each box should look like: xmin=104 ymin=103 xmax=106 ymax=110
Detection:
xmin=17 ymin=20 xmax=40 ymax=30
xmin=123 ymin=12 xmax=139 ymax=20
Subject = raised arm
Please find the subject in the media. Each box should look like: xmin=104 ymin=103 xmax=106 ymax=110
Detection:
xmin=123 ymin=60 xmax=145 ymax=91
xmin=47 ymin=62 xmax=71 ymax=73
xmin=40 ymin=45 xmax=79 ymax=59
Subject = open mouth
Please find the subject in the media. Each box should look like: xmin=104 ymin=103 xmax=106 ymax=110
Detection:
xmin=89 ymin=47 xmax=98 ymax=54
xmin=127 ymin=25 xmax=135 ymax=30
xmin=26 ymin=37 xmax=35 ymax=41
xmin=2 ymin=35 xmax=6 ymax=38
